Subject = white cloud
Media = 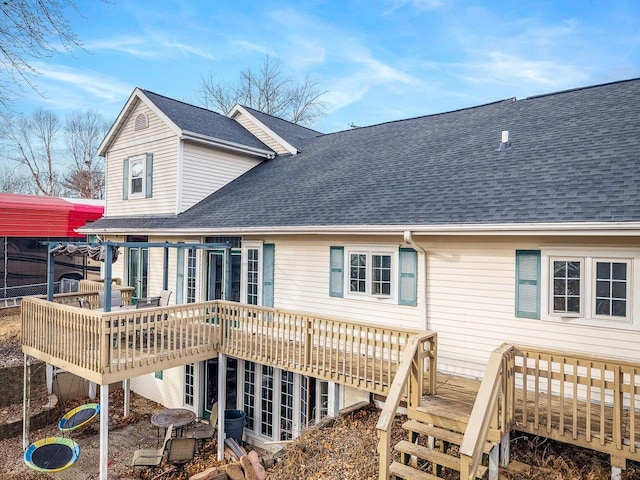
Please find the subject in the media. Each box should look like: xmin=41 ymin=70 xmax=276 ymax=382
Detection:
xmin=27 ymin=63 xmax=131 ymax=113
xmin=455 ymin=51 xmax=590 ymax=89
xmin=86 ymin=33 xmax=215 ymax=60
xmin=231 ymin=40 xmax=277 ymax=57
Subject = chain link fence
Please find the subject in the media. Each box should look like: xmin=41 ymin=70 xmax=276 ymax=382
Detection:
xmin=0 ymin=278 xmax=80 ymax=309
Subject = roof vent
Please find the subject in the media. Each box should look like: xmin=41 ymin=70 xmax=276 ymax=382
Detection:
xmin=134 ymin=113 xmax=149 ymax=131
xmin=496 ymin=130 xmax=511 ymax=151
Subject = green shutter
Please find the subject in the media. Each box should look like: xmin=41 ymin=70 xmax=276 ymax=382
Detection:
xmin=122 ymin=158 xmax=129 ymax=200
xmin=398 ymin=248 xmax=418 ymax=306
xmin=176 ymin=246 xmax=185 ymax=304
xmin=329 ymin=247 xmax=344 ymax=298
xmin=262 ymin=243 xmax=275 ymax=307
xmin=154 ymin=370 xmax=163 ymax=380
xmin=145 ymin=153 xmax=153 ymax=198
xmin=515 ymin=250 xmax=541 ymax=319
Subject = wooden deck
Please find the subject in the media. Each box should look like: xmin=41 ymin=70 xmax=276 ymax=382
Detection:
xmin=21 ymin=296 xmax=435 ymax=391
xmin=413 ymin=368 xmax=640 ymax=464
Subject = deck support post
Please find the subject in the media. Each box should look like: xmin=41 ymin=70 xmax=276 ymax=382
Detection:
xmin=45 ymin=364 xmax=53 ymax=394
xmin=22 ymin=354 xmax=31 ymax=450
xmin=500 ymin=431 xmax=510 ymax=466
xmin=123 ymin=379 xmax=130 ymax=417
xmin=217 ymin=352 xmax=227 ymax=461
xmin=488 ymin=444 xmax=499 ymax=480
xmin=99 ymin=384 xmax=109 ymax=480
xmin=611 ymin=455 xmax=625 ymax=480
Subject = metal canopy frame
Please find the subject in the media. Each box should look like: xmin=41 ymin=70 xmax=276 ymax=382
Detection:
xmin=45 ymin=240 xmax=233 ymax=311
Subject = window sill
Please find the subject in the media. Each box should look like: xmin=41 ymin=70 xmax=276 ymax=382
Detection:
xmin=541 ymin=314 xmax=638 ymax=331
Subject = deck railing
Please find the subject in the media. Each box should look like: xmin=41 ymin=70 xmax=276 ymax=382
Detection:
xmin=459 ymin=343 xmax=514 ymax=480
xmin=511 ymin=345 xmax=640 ymax=461
xmin=375 ymin=332 xmax=438 ymax=480
xmin=459 ymin=343 xmax=640 ymax=479
xmin=22 ymin=297 xmax=425 ymax=390
xmin=216 ymin=301 xmax=425 ymax=394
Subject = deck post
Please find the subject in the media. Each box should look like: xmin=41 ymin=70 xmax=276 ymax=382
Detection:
xmin=500 ymin=431 xmax=510 ymax=466
xmin=123 ymin=379 xmax=130 ymax=417
xmin=22 ymin=354 xmax=30 ymax=450
xmin=489 ymin=444 xmax=499 ymax=480
xmin=217 ymin=352 xmax=227 ymax=461
xmin=45 ymin=364 xmax=53 ymax=394
xmin=99 ymin=384 xmax=109 ymax=480
xmin=611 ymin=455 xmax=625 ymax=480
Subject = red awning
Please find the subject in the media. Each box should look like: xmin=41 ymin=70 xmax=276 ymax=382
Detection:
xmin=0 ymin=193 xmax=104 ymax=237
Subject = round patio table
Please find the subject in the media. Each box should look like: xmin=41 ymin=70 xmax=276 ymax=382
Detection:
xmin=151 ymin=408 xmax=196 ymax=435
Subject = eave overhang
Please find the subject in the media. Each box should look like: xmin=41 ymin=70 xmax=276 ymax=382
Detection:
xmin=80 ymin=221 xmax=640 ymax=237
xmin=180 ymin=130 xmax=275 ymax=159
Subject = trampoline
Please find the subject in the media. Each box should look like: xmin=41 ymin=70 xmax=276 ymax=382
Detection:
xmin=24 ymin=437 xmax=80 ymax=472
xmin=58 ymin=403 xmax=100 ymax=432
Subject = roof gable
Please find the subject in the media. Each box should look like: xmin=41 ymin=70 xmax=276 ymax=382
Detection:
xmin=228 ymin=105 xmax=321 ymax=154
xmin=99 ymin=89 xmax=275 ymax=158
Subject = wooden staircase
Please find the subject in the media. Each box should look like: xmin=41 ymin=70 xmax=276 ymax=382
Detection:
xmin=388 ymin=397 xmax=498 ymax=480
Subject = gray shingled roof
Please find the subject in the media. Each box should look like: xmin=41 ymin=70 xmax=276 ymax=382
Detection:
xmin=240 ymin=105 xmax=321 ymax=151
xmin=92 ymin=78 xmax=640 ymax=231
xmin=141 ymin=90 xmax=272 ymax=152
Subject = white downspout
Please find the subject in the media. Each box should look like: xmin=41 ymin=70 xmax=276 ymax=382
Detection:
xmin=403 ymin=231 xmax=429 ymax=331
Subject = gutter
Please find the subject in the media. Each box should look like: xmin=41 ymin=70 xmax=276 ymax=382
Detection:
xmin=180 ymin=130 xmax=275 ymax=159
xmin=80 ymin=221 xmax=640 ymax=237
xmin=404 ymin=231 xmax=429 ymax=331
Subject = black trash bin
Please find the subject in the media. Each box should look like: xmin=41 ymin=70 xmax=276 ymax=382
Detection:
xmin=224 ymin=409 xmax=247 ymax=443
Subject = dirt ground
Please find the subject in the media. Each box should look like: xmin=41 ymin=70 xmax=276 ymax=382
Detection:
xmin=3 ymin=307 xmax=640 ymax=479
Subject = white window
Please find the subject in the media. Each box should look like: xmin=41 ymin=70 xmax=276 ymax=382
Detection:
xmin=243 ymin=242 xmax=263 ymax=305
xmin=130 ymin=155 xmax=145 ymax=197
xmin=345 ymin=246 xmax=396 ymax=301
xmin=541 ymin=248 xmax=638 ymax=328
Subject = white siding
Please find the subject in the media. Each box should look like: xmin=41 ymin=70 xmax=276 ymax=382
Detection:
xmin=104 ymin=102 xmax=178 ymax=217
xmin=131 ymin=366 xmax=187 ymax=409
xmin=181 ymin=143 xmax=262 ymax=212
xmin=261 ymin=235 xmax=423 ymax=331
xmin=423 ymin=236 xmax=640 ymax=378
xmin=232 ymin=112 xmax=290 ymax=154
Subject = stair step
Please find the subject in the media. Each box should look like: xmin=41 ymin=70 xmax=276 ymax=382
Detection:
xmin=403 ymin=420 xmax=494 ymax=454
xmin=394 ymin=440 xmax=488 ymax=477
xmin=388 ymin=461 xmax=441 ymax=480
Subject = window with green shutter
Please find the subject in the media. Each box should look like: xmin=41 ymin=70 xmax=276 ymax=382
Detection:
xmin=262 ymin=244 xmax=275 ymax=307
xmin=515 ymin=250 xmax=541 ymax=319
xmin=329 ymin=247 xmax=344 ymax=297
xmin=398 ymin=248 xmax=418 ymax=306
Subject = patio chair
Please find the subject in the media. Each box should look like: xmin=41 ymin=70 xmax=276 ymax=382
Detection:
xmin=165 ymin=437 xmax=196 ymax=477
xmin=136 ymin=296 xmax=161 ymax=308
xmin=159 ymin=290 xmax=173 ymax=306
xmin=184 ymin=403 xmax=217 ymax=453
xmin=131 ymin=424 xmax=173 ymax=477
xmin=78 ymin=297 xmax=92 ymax=309
xmin=98 ymin=289 xmax=122 ymax=309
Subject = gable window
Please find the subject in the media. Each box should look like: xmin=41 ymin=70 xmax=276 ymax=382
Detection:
xmin=122 ymin=153 xmax=153 ymax=200
xmin=519 ymin=248 xmax=639 ymax=328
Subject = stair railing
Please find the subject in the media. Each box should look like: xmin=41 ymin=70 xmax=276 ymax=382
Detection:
xmin=459 ymin=343 xmax=515 ymax=480
xmin=376 ymin=331 xmax=437 ymax=480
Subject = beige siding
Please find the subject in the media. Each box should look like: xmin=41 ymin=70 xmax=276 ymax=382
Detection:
xmin=131 ymin=366 xmax=187 ymax=409
xmin=262 ymin=235 xmax=424 ymax=331
xmin=423 ymin=236 xmax=640 ymax=378
xmin=232 ymin=112 xmax=290 ymax=154
xmin=104 ymin=101 xmax=178 ymax=217
xmin=181 ymin=142 xmax=263 ymax=212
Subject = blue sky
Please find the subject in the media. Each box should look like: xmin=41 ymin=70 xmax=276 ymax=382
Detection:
xmin=16 ymin=0 xmax=640 ymax=133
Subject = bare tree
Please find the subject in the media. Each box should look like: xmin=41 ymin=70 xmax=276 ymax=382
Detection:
xmin=0 ymin=1 xmax=93 ymax=117
xmin=0 ymin=163 xmax=36 ymax=194
xmin=63 ymin=110 xmax=109 ymax=199
xmin=1 ymin=109 xmax=63 ymax=196
xmin=199 ymin=56 xmax=327 ymax=126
